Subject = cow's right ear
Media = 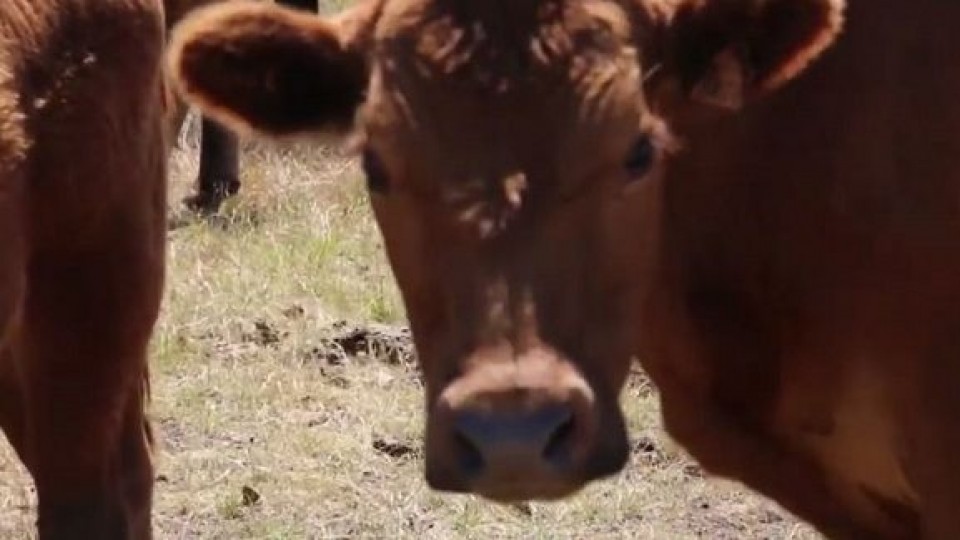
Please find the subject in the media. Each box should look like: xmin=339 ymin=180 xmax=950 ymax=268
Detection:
xmin=167 ymin=1 xmax=373 ymax=137
xmin=659 ymin=0 xmax=844 ymax=110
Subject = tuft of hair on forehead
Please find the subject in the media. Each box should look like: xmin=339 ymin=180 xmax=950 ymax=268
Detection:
xmin=389 ymin=0 xmax=631 ymax=94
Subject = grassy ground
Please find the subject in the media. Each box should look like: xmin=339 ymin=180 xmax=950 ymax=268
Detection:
xmin=0 ymin=122 xmax=822 ymax=538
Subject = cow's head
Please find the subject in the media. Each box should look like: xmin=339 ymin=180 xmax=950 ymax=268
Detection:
xmin=168 ymin=0 xmax=843 ymax=502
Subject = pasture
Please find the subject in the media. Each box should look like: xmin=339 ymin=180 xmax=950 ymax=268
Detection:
xmin=0 ymin=121 xmax=820 ymax=538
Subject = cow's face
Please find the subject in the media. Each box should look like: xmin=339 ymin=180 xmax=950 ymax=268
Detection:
xmin=169 ymin=0 xmax=843 ymax=501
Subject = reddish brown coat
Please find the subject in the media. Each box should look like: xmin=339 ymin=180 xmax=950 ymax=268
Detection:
xmin=0 ymin=0 xmax=167 ymax=537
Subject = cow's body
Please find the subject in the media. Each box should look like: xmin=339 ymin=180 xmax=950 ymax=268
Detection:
xmin=0 ymin=0 xmax=166 ymax=537
xmin=638 ymin=2 xmax=960 ymax=537
xmin=166 ymin=0 xmax=960 ymax=538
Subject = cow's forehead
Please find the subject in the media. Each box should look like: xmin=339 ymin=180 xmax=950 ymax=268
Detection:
xmin=369 ymin=0 xmax=637 ymax=92
xmin=358 ymin=0 xmax=645 ymax=183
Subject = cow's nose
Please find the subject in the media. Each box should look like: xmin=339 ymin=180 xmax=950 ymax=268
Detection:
xmin=452 ymin=401 xmax=576 ymax=476
xmin=426 ymin=376 xmax=599 ymax=501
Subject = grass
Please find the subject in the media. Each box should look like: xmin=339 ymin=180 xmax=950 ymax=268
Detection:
xmin=0 ymin=124 xmax=823 ymax=539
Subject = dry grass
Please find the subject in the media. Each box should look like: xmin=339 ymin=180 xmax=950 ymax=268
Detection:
xmin=0 ymin=125 xmax=823 ymax=539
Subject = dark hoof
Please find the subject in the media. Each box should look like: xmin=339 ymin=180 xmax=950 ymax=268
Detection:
xmin=185 ymin=174 xmax=241 ymax=215
xmin=182 ymin=193 xmax=225 ymax=215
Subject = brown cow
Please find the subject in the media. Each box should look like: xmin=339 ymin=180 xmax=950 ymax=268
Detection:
xmin=166 ymin=0 xmax=320 ymax=214
xmin=0 ymin=0 xmax=167 ymax=537
xmin=167 ymin=0 xmax=960 ymax=538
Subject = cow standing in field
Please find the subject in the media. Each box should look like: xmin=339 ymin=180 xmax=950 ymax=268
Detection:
xmin=166 ymin=0 xmax=320 ymax=214
xmin=0 ymin=0 xmax=167 ymax=537
xmin=167 ymin=0 xmax=960 ymax=538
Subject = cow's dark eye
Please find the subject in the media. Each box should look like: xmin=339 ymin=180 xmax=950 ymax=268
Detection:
xmin=361 ymin=148 xmax=389 ymax=193
xmin=623 ymin=135 xmax=656 ymax=180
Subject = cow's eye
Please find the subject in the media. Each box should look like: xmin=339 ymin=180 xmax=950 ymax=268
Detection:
xmin=623 ymin=134 xmax=656 ymax=180
xmin=361 ymin=148 xmax=389 ymax=193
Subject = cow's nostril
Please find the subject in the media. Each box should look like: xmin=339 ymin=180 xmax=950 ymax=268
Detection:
xmin=542 ymin=412 xmax=575 ymax=465
xmin=450 ymin=404 xmax=578 ymax=475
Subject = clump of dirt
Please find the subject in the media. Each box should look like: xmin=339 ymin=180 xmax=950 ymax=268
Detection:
xmin=307 ymin=321 xmax=415 ymax=368
xmin=632 ymin=435 xmax=670 ymax=467
xmin=241 ymin=319 xmax=285 ymax=347
xmin=371 ymin=436 xmax=419 ymax=460
xmin=240 ymin=485 xmax=261 ymax=506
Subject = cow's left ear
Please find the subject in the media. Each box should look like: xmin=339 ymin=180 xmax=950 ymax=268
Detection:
xmin=665 ymin=0 xmax=845 ymax=110
xmin=167 ymin=1 xmax=377 ymax=137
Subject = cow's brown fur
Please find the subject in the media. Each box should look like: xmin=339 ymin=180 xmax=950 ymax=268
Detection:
xmin=0 ymin=0 xmax=167 ymax=537
xmin=637 ymin=2 xmax=960 ymax=538
xmin=168 ymin=0 xmax=960 ymax=537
